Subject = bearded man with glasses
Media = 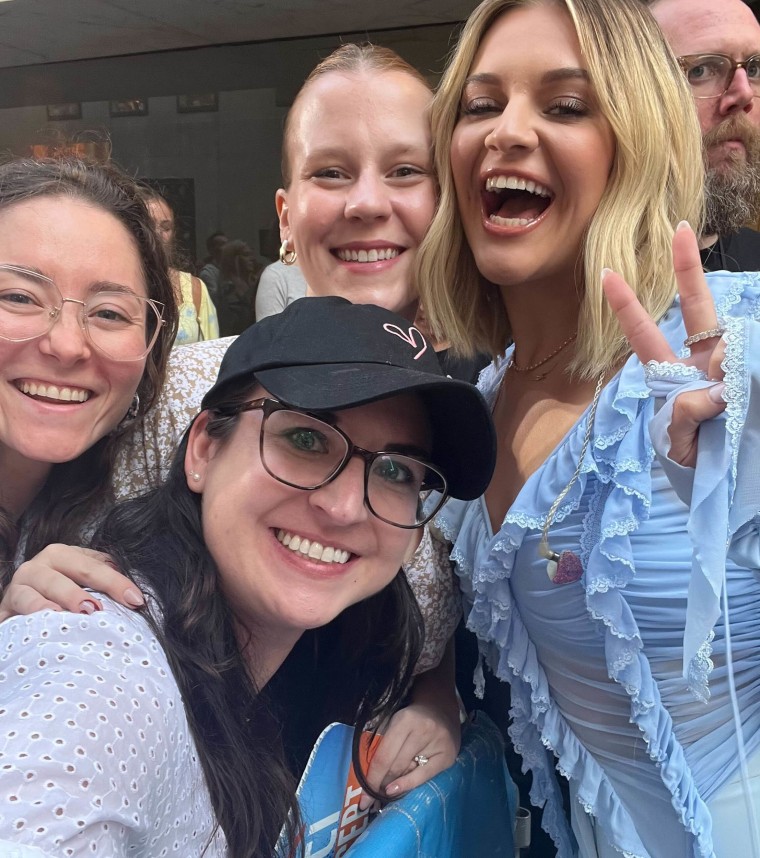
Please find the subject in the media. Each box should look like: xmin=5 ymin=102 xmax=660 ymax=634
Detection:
xmin=647 ymin=0 xmax=760 ymax=271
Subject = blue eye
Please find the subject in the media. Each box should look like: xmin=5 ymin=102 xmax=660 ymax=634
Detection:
xmin=686 ymin=59 xmax=723 ymax=83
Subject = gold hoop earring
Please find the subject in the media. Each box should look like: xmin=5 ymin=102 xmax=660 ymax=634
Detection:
xmin=279 ymin=239 xmax=297 ymax=266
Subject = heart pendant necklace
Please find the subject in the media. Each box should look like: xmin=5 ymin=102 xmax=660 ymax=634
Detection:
xmin=538 ymin=370 xmax=606 ymax=585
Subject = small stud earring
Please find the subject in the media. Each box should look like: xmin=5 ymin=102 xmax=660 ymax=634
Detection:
xmin=190 ymin=472 xmax=201 ymax=482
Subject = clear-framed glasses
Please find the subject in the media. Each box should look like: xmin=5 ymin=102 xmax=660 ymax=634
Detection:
xmin=220 ymin=397 xmax=449 ymax=529
xmin=0 ymin=263 xmax=165 ymax=361
xmin=678 ymin=53 xmax=760 ymax=99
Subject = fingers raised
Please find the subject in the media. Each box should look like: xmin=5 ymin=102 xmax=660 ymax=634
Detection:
xmin=603 ymin=269 xmax=675 ymax=364
xmin=672 ymin=223 xmax=719 ymax=352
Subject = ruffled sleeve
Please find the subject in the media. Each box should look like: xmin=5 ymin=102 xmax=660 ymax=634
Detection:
xmin=436 ymin=286 xmax=755 ymax=855
xmin=645 ymin=273 xmax=760 ymax=693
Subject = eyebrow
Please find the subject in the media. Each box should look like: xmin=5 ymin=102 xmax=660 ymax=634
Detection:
xmin=383 ymin=443 xmax=433 ymax=460
xmin=4 ymin=265 xmax=141 ymax=297
xmin=542 ymin=67 xmax=590 ymax=85
xmin=463 ymin=73 xmax=502 ymax=88
xmin=304 ymin=142 xmax=430 ymax=163
xmin=463 ymin=67 xmax=590 ymax=87
xmin=3 ymin=263 xmax=51 ymax=281
xmin=90 ymin=282 xmax=142 ymax=296
xmin=313 ymin=409 xmax=431 ymax=458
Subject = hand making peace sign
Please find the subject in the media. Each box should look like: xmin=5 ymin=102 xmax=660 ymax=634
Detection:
xmin=603 ymin=222 xmax=727 ymax=469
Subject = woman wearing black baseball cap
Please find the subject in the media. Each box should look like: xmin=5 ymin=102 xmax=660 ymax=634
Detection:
xmin=0 ymin=298 xmax=495 ymax=857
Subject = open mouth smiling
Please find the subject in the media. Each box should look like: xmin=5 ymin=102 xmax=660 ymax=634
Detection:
xmin=482 ymin=175 xmax=553 ymax=227
xmin=333 ymin=246 xmax=402 ymax=263
xmin=276 ymin=529 xmax=352 ymax=564
xmin=15 ymin=380 xmax=92 ymax=403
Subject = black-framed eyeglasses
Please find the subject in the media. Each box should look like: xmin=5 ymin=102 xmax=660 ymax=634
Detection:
xmin=678 ymin=53 xmax=760 ymax=99
xmin=218 ymin=397 xmax=449 ymax=529
xmin=0 ymin=263 xmax=165 ymax=361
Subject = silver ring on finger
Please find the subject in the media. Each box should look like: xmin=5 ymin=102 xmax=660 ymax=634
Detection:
xmin=683 ymin=327 xmax=725 ymax=348
xmin=413 ymin=754 xmax=430 ymax=767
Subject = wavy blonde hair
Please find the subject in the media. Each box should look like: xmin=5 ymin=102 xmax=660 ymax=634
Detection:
xmin=417 ymin=0 xmax=704 ymax=378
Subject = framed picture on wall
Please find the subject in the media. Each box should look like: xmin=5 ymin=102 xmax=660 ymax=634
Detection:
xmin=109 ymin=98 xmax=148 ymax=117
xmin=46 ymin=102 xmax=81 ymax=121
xmin=177 ymin=93 xmax=218 ymax=113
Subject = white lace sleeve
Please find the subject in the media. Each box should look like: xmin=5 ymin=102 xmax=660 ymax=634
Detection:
xmin=403 ymin=525 xmax=460 ymax=674
xmin=112 ymin=338 xmax=234 ymax=502
xmin=0 ymin=603 xmax=223 ymax=857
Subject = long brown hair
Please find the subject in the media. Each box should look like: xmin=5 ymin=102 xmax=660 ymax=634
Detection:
xmin=0 ymin=157 xmax=178 ymax=567
xmin=92 ymin=382 xmax=424 ymax=856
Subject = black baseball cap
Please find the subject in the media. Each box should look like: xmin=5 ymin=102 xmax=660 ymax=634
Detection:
xmin=201 ymin=297 xmax=496 ymax=500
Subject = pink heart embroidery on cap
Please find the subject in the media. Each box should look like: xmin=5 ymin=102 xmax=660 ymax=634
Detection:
xmin=382 ymin=324 xmax=428 ymax=360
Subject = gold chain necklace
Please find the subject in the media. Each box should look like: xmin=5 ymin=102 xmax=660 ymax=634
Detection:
xmin=538 ymin=369 xmax=606 ymax=584
xmin=508 ymin=332 xmax=578 ymax=381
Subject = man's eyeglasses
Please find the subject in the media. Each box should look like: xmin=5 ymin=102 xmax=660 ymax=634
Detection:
xmin=678 ymin=53 xmax=760 ymax=100
xmin=0 ymin=264 xmax=165 ymax=361
xmin=218 ymin=397 xmax=449 ymax=529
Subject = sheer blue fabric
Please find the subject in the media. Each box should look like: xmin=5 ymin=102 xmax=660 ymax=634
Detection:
xmin=435 ymin=272 xmax=760 ymax=857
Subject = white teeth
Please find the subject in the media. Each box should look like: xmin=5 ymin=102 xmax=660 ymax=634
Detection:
xmin=19 ymin=382 xmax=90 ymax=402
xmin=489 ymin=214 xmax=537 ymax=227
xmin=276 ymin=530 xmax=350 ymax=564
xmin=485 ymin=175 xmax=551 ymax=197
xmin=335 ymin=247 xmax=400 ymax=263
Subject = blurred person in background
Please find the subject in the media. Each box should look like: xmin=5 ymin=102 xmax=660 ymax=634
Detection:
xmin=217 ymin=239 xmax=262 ymax=335
xmin=142 ymin=186 xmax=220 ymax=344
xmin=199 ymin=230 xmax=229 ymax=303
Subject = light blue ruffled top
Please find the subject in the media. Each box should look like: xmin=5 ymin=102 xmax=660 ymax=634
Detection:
xmin=436 ymin=271 xmax=760 ymax=858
